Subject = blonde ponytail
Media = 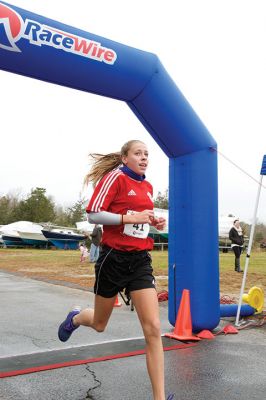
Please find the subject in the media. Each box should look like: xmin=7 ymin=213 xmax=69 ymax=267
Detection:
xmin=84 ymin=140 xmax=144 ymax=187
xmin=84 ymin=152 xmax=122 ymax=187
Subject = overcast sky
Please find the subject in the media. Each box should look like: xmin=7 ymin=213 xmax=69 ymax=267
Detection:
xmin=1 ymin=0 xmax=266 ymax=223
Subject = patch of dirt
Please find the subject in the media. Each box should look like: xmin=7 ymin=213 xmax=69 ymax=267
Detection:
xmin=1 ymin=250 xmax=265 ymax=299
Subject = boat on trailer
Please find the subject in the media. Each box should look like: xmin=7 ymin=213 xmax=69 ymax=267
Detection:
xmin=1 ymin=221 xmax=44 ymax=247
xmin=42 ymin=227 xmax=87 ymax=249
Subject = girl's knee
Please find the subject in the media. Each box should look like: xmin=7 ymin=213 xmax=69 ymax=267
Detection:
xmin=143 ymin=319 xmax=161 ymax=339
xmin=92 ymin=321 xmax=107 ymax=333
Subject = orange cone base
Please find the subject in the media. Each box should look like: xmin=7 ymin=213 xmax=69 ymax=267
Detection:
xmin=222 ymin=324 xmax=238 ymax=334
xmin=113 ymin=302 xmax=122 ymax=307
xmin=164 ymin=332 xmax=201 ymax=341
xmin=196 ymin=329 xmax=215 ymax=339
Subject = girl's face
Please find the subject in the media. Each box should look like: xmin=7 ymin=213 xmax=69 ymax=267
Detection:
xmin=122 ymin=142 xmax=149 ymax=175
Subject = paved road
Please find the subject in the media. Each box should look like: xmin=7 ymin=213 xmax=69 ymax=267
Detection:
xmin=0 ymin=271 xmax=265 ymax=400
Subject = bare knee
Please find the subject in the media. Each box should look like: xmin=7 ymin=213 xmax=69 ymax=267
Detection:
xmin=143 ymin=319 xmax=161 ymax=341
xmin=92 ymin=321 xmax=107 ymax=333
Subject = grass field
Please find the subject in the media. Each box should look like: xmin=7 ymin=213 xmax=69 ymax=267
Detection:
xmin=0 ymin=248 xmax=265 ymax=299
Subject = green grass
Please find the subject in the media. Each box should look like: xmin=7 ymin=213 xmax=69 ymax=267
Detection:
xmin=219 ymin=251 xmax=266 ymax=274
xmin=152 ymin=249 xmax=266 ymax=274
xmin=0 ymin=248 xmax=265 ymax=273
xmin=0 ymin=248 xmax=265 ymax=295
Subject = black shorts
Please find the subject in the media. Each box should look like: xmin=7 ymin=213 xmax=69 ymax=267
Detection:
xmin=94 ymin=245 xmax=156 ymax=298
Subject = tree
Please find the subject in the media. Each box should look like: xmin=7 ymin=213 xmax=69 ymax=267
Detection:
xmin=153 ymin=190 xmax=168 ymax=209
xmin=0 ymin=196 xmax=13 ymax=225
xmin=240 ymin=221 xmax=249 ymax=237
xmin=16 ymin=187 xmax=55 ymax=222
xmin=255 ymin=231 xmax=264 ymax=244
xmin=53 ymin=205 xmax=72 ymax=227
xmin=0 ymin=192 xmax=22 ymax=225
xmin=67 ymin=198 xmax=86 ymax=226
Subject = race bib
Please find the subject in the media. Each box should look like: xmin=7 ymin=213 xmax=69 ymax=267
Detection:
xmin=123 ymin=210 xmax=150 ymax=239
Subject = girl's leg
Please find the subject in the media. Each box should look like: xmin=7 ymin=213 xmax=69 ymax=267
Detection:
xmin=58 ymin=294 xmax=116 ymax=342
xmin=73 ymin=294 xmax=117 ymax=332
xmin=130 ymin=288 xmax=165 ymax=400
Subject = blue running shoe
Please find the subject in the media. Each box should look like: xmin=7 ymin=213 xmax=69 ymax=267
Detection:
xmin=167 ymin=395 xmax=175 ymax=400
xmin=58 ymin=307 xmax=81 ymax=342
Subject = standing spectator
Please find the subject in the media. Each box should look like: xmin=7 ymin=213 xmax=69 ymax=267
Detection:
xmin=89 ymin=224 xmax=102 ymax=262
xmin=229 ymin=219 xmax=244 ymax=272
xmin=79 ymin=243 xmax=89 ymax=262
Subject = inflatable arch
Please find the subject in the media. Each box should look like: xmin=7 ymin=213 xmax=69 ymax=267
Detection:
xmin=0 ymin=1 xmax=220 ymax=331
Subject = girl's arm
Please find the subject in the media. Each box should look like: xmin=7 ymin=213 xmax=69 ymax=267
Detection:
xmin=88 ymin=210 xmax=155 ymax=225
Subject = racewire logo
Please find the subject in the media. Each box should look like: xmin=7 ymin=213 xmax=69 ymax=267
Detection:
xmin=0 ymin=3 xmax=23 ymax=51
xmin=0 ymin=2 xmax=117 ymax=64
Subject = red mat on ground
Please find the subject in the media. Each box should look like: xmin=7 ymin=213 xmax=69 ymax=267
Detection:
xmin=0 ymin=337 xmax=197 ymax=378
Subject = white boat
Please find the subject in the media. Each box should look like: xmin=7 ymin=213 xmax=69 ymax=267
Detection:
xmin=0 ymin=226 xmax=4 ymax=246
xmin=218 ymin=215 xmax=236 ymax=238
xmin=1 ymin=221 xmax=47 ymax=247
xmin=18 ymin=223 xmax=48 ymax=247
xmin=1 ymin=221 xmax=28 ymax=246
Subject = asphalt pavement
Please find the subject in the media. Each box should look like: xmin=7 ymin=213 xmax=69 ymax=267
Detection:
xmin=0 ymin=271 xmax=265 ymax=400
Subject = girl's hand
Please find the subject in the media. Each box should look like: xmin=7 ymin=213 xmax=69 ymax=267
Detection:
xmin=151 ymin=217 xmax=166 ymax=231
xmin=123 ymin=210 xmax=154 ymax=224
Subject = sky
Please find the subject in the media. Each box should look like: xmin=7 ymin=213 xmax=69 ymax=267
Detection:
xmin=0 ymin=0 xmax=266 ymax=224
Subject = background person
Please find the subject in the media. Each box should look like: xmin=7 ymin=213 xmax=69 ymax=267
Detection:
xmin=89 ymin=224 xmax=102 ymax=262
xmin=79 ymin=243 xmax=89 ymax=262
xmin=229 ymin=219 xmax=244 ymax=272
xmin=58 ymin=140 xmax=170 ymax=400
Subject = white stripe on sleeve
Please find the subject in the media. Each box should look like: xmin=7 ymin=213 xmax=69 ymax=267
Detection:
xmin=91 ymin=170 xmax=122 ymax=212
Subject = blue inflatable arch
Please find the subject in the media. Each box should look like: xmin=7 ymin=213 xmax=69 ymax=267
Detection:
xmin=0 ymin=1 xmax=220 ymax=331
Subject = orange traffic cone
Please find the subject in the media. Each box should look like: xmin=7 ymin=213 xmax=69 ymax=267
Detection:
xmin=196 ymin=329 xmax=215 ymax=339
xmin=165 ymin=289 xmax=201 ymax=341
xmin=113 ymin=294 xmax=122 ymax=307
